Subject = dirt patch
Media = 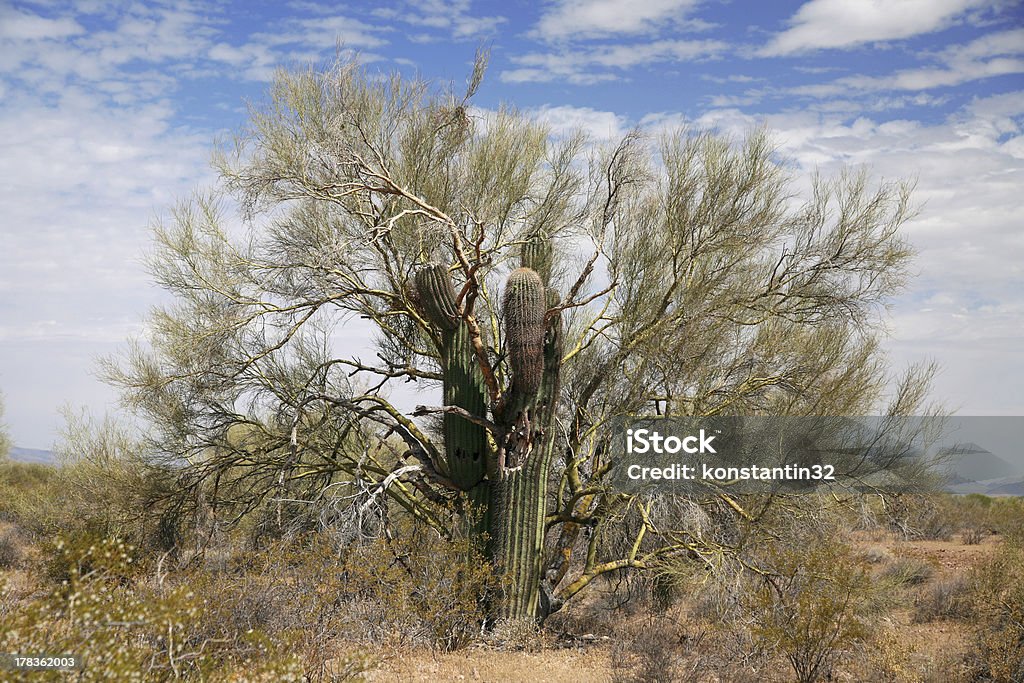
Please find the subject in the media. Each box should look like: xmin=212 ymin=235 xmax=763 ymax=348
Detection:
xmin=893 ymin=535 xmax=997 ymax=576
xmin=367 ymin=646 xmax=613 ymax=682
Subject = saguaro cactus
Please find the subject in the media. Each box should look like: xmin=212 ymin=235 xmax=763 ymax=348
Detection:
xmin=414 ymin=239 xmax=562 ymax=621
xmin=414 ymin=263 xmax=460 ymax=331
xmin=414 ymin=264 xmax=488 ymax=499
xmin=489 ymin=230 xmax=564 ymax=621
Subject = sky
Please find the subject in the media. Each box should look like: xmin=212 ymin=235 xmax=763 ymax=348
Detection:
xmin=0 ymin=0 xmax=1022 ymax=450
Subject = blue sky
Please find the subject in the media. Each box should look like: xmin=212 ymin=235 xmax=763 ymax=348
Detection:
xmin=0 ymin=0 xmax=1022 ymax=449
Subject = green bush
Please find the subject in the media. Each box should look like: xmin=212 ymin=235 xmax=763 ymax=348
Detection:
xmin=748 ymin=540 xmax=872 ymax=683
xmin=609 ymin=615 xmax=691 ymax=683
xmin=0 ymin=526 xmax=23 ymax=568
xmin=323 ymin=526 xmax=497 ymax=652
xmin=0 ymin=460 xmax=58 ymax=524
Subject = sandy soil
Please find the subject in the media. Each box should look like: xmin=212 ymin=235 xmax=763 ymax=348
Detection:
xmin=367 ymin=647 xmax=613 ymax=682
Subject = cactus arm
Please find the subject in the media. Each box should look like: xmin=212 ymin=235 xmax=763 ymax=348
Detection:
xmin=520 ymin=231 xmax=554 ymax=284
xmin=413 ymin=264 xmax=491 ymax=493
xmin=503 ymin=267 xmax=546 ymax=401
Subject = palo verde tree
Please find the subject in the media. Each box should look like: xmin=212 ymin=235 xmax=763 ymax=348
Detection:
xmin=106 ymin=53 xmax=934 ymax=622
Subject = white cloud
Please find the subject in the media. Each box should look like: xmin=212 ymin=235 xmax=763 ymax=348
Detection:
xmin=966 ymin=88 xmax=1024 ymax=119
xmin=761 ymin=0 xmax=992 ymax=56
xmin=804 ymin=94 xmax=950 ymax=114
xmin=533 ymin=0 xmax=703 ymax=41
xmin=372 ymin=1 xmax=505 ymax=39
xmin=701 ymin=73 xmax=761 ymax=84
xmin=528 ymin=104 xmax=629 ymax=141
xmin=786 ymin=28 xmax=1024 ymax=98
xmin=205 ymin=12 xmax=389 ymax=80
xmin=251 ymin=15 xmax=387 ymax=50
xmin=706 ymin=93 xmax=765 ymax=107
xmin=0 ymin=3 xmax=217 ymax=99
xmin=502 ymin=39 xmax=726 ymax=84
xmin=0 ymin=3 xmax=224 ymax=448
xmin=0 ymin=5 xmax=84 ymax=40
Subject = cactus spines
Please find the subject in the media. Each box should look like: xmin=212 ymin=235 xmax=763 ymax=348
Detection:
xmin=504 ymin=267 xmax=546 ymax=397
xmin=414 ymin=263 xmax=460 ymax=330
xmin=520 ymin=232 xmax=553 ymax=284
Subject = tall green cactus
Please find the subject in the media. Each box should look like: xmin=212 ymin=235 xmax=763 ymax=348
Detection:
xmin=414 ymin=263 xmax=461 ymax=331
xmin=489 ymin=227 xmax=564 ymax=621
xmin=414 ymin=264 xmax=487 ymax=496
xmin=414 ymin=243 xmax=563 ymax=622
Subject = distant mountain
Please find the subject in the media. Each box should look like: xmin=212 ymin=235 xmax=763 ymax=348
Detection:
xmin=6 ymin=446 xmax=57 ymax=465
xmin=936 ymin=442 xmax=1021 ymax=483
xmin=947 ymin=475 xmax=1024 ymax=497
xmin=986 ymin=478 xmax=1024 ymax=496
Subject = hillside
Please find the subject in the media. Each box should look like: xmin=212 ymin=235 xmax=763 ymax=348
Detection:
xmin=937 ymin=442 xmax=1021 ymax=483
xmin=7 ymin=447 xmax=56 ymax=465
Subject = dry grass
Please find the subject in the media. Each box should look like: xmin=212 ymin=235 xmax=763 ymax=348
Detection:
xmin=0 ymin=527 xmax=1009 ymax=683
xmin=1 ymin=456 xmax=1018 ymax=683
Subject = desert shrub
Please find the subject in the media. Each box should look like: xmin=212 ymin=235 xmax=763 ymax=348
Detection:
xmin=964 ymin=535 xmax=1024 ymax=682
xmin=541 ymin=595 xmax=617 ymax=639
xmin=0 ymin=460 xmax=58 ymax=524
xmin=855 ymin=624 xmax=973 ymax=683
xmin=4 ymin=508 xmax=488 ymax=677
xmin=171 ymin=545 xmax=376 ymax=682
xmin=886 ymin=495 xmax=956 ymax=541
xmin=988 ymin=497 xmax=1024 ymax=539
xmin=919 ymin=651 xmax=974 ymax=683
xmin=0 ymin=526 xmax=23 ymax=568
xmin=879 ymin=556 xmax=935 ymax=586
xmin=961 ymin=526 xmax=984 ymax=545
xmin=913 ymin=574 xmax=971 ymax=622
xmin=858 ymin=625 xmax=919 ymax=683
xmin=54 ymin=413 xmax=177 ymax=548
xmin=747 ymin=540 xmax=872 ymax=683
xmin=609 ymin=615 xmax=694 ymax=683
xmin=939 ymin=494 xmax=1024 ymax=540
xmin=650 ymin=571 xmax=687 ymax=613
xmin=487 ymin=617 xmax=547 ymax=652
xmin=42 ymin=533 xmax=149 ymax=588
xmin=327 ymin=526 xmax=496 ymax=651
xmin=0 ymin=414 xmax=177 ymax=558
xmin=213 ymin=523 xmax=495 ymax=654
xmin=861 ymin=545 xmax=893 ymax=565
xmin=963 ymin=493 xmax=994 ymax=507
xmin=0 ymin=535 xmax=372 ymax=682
